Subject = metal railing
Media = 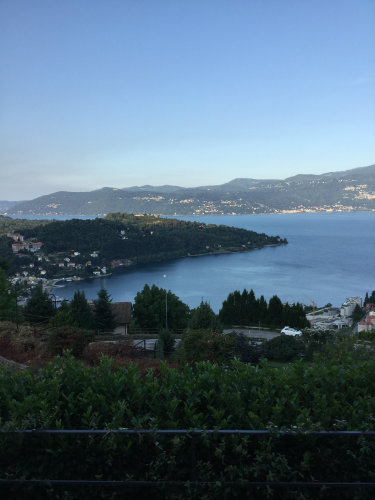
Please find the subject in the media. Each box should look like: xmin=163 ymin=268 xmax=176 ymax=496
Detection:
xmin=0 ymin=428 xmax=374 ymax=497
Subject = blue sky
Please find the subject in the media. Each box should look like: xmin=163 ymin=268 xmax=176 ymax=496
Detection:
xmin=0 ymin=0 xmax=373 ymax=200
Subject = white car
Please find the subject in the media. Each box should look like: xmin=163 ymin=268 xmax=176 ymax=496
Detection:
xmin=281 ymin=326 xmax=302 ymax=336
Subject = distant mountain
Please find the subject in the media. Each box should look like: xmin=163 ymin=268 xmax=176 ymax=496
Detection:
xmin=3 ymin=165 xmax=374 ymax=216
xmin=121 ymin=184 xmax=186 ymax=193
xmin=0 ymin=200 xmax=26 ymax=212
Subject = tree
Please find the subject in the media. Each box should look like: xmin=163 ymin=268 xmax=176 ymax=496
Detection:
xmin=24 ymin=284 xmax=55 ymax=324
xmin=219 ymin=289 xmax=267 ymax=326
xmin=133 ymin=284 xmax=189 ymax=331
xmin=258 ymin=295 xmax=268 ymax=324
xmin=189 ymin=300 xmax=221 ymax=331
xmin=244 ymin=289 xmax=258 ymax=324
xmin=351 ymin=304 xmax=364 ymax=324
xmin=157 ymin=328 xmax=176 ymax=358
xmin=47 ymin=326 xmax=92 ymax=357
xmin=229 ymin=332 xmax=263 ymax=365
xmin=263 ymin=335 xmax=305 ymax=362
xmin=364 ymin=291 xmax=375 ymax=305
xmin=219 ymin=290 xmax=242 ymax=325
xmin=0 ymin=267 xmax=16 ymax=322
xmin=267 ymin=295 xmax=283 ymax=326
xmin=49 ymin=300 xmax=73 ymax=327
xmin=70 ymin=290 xmax=95 ymax=330
xmin=94 ymin=287 xmax=115 ymax=332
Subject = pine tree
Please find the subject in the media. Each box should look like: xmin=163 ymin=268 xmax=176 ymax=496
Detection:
xmin=94 ymin=287 xmax=115 ymax=332
xmin=70 ymin=290 xmax=95 ymax=330
xmin=49 ymin=300 xmax=73 ymax=327
xmin=267 ymin=295 xmax=283 ymax=327
xmin=244 ymin=289 xmax=258 ymax=324
xmin=257 ymin=295 xmax=268 ymax=324
xmin=24 ymin=284 xmax=55 ymax=324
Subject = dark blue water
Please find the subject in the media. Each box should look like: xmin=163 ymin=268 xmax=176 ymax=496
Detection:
xmin=49 ymin=212 xmax=374 ymax=311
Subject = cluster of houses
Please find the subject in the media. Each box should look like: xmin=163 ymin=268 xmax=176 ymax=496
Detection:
xmin=306 ymin=296 xmax=370 ymax=331
xmin=338 ymin=296 xmax=375 ymax=333
xmin=7 ymin=232 xmax=113 ymax=279
xmin=8 ymin=232 xmax=43 ymax=254
xmin=357 ymin=302 xmax=375 ymax=333
xmin=6 ymin=232 xmax=139 ymax=295
xmin=55 ymin=251 xmax=106 ymax=275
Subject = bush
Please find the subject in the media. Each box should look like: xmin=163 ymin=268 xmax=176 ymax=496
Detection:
xmin=82 ymin=340 xmax=145 ymax=365
xmin=263 ymin=335 xmax=305 ymax=361
xmin=0 ymin=321 xmax=44 ymax=365
xmin=229 ymin=332 xmax=263 ymax=364
xmin=177 ymin=329 xmax=236 ymax=364
xmin=357 ymin=330 xmax=375 ymax=342
xmin=47 ymin=326 xmax=93 ymax=358
xmin=0 ymin=353 xmax=373 ymax=499
xmin=158 ymin=329 xmax=176 ymax=358
xmin=316 ymin=336 xmax=374 ymax=364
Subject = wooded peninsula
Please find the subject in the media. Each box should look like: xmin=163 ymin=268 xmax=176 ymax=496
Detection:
xmin=0 ymin=213 xmax=287 ymax=280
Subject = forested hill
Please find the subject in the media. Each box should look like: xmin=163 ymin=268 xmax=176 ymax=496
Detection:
xmin=3 ymin=164 xmax=374 ymax=216
xmin=18 ymin=213 xmax=287 ymax=264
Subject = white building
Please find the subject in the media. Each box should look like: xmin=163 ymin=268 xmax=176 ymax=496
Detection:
xmin=340 ymin=297 xmax=362 ymax=318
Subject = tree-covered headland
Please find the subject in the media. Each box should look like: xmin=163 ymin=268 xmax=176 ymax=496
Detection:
xmin=0 ymin=213 xmax=287 ymax=278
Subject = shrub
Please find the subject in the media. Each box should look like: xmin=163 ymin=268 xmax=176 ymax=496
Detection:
xmin=47 ymin=326 xmax=93 ymax=358
xmin=0 ymin=321 xmax=44 ymax=364
xmin=229 ymin=332 xmax=263 ymax=364
xmin=0 ymin=353 xmax=373 ymax=499
xmin=82 ymin=340 xmax=144 ymax=365
xmin=178 ymin=329 xmax=236 ymax=364
xmin=357 ymin=330 xmax=375 ymax=342
xmin=263 ymin=335 xmax=305 ymax=361
xmin=158 ymin=329 xmax=176 ymax=358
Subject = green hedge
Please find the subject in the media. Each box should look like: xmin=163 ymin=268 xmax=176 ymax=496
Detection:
xmin=0 ymin=351 xmax=374 ymax=499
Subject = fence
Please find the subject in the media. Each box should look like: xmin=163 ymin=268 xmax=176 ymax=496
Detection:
xmin=0 ymin=428 xmax=374 ymax=499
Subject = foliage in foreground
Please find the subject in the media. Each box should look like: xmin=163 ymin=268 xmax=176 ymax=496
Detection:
xmin=0 ymin=348 xmax=373 ymax=500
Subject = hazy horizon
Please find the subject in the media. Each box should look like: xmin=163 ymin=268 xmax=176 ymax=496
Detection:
xmin=1 ymin=162 xmax=373 ymax=203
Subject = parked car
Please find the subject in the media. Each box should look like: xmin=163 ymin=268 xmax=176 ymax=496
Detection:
xmin=281 ymin=326 xmax=302 ymax=336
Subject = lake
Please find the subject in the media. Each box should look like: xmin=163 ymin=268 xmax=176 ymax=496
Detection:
xmin=46 ymin=212 xmax=374 ymax=311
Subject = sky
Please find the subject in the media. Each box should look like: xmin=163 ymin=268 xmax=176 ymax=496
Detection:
xmin=0 ymin=0 xmax=374 ymax=200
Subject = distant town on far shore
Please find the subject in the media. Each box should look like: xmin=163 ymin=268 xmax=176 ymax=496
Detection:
xmin=0 ymin=164 xmax=373 ymax=217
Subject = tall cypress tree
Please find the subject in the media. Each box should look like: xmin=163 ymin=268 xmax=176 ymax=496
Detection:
xmin=267 ymin=295 xmax=283 ymax=327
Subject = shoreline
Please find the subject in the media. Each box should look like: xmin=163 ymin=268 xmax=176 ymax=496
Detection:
xmin=46 ymin=243 xmax=286 ymax=286
xmin=185 ymin=243 xmax=284 ymax=258
xmin=2 ymin=208 xmax=374 ymax=219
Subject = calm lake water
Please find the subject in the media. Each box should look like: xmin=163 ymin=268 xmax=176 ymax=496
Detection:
xmin=43 ymin=211 xmax=374 ymax=312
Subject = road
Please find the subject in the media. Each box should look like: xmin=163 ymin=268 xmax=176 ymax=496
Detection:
xmin=223 ymin=329 xmax=280 ymax=341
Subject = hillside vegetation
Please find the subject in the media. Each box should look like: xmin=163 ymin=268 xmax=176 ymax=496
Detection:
xmin=4 ymin=164 xmax=374 ymax=216
xmin=0 ymin=347 xmax=373 ymax=499
xmin=18 ymin=213 xmax=286 ymax=262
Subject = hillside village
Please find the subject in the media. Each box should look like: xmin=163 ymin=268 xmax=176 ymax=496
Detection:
xmin=7 ymin=229 xmax=134 ymax=286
